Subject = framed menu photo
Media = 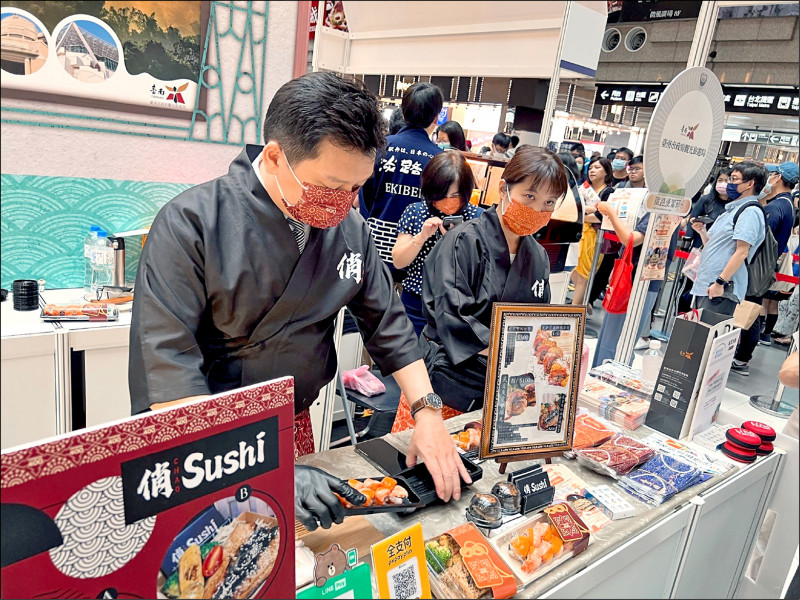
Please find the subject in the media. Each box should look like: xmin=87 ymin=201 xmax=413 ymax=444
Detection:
xmin=480 ymin=304 xmax=586 ymax=460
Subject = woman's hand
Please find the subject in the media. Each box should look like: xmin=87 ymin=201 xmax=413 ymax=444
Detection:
xmin=691 ymin=219 xmax=707 ymax=235
xmin=420 ymin=217 xmax=446 ymax=241
xmin=596 ymin=202 xmax=614 ymax=217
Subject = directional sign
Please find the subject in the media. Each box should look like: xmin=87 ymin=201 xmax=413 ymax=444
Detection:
xmin=595 ymin=83 xmax=665 ymax=106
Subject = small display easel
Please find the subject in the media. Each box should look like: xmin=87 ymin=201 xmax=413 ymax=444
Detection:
xmin=478 ymin=304 xmax=586 ymax=471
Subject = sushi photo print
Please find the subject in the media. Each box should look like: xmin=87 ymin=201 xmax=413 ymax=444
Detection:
xmin=0 ymin=378 xmax=296 ymax=600
xmin=481 ymin=305 xmax=586 ymax=460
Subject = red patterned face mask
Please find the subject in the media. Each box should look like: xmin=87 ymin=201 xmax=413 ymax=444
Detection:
xmin=274 ymin=152 xmax=357 ymax=229
xmin=502 ymin=185 xmax=552 ymax=236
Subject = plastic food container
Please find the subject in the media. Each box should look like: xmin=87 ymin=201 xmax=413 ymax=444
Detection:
xmin=490 ymin=502 xmax=590 ymax=589
xmin=396 ymin=454 xmax=483 ymax=506
xmin=425 ymin=522 xmax=517 ymax=599
xmin=337 ymin=476 xmax=424 ymax=515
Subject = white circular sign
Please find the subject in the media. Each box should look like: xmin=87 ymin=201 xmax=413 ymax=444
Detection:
xmin=644 ymin=67 xmax=725 ymax=216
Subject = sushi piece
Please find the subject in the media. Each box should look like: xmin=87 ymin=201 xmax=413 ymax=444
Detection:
xmin=548 ymin=361 xmax=569 ymax=386
xmin=543 ymin=347 xmax=564 ymax=372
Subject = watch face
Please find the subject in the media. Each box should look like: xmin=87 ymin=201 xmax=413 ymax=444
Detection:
xmin=426 ymin=393 xmax=443 ymax=410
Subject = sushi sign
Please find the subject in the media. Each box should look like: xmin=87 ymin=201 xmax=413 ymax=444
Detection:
xmin=0 ymin=378 xmax=296 ymax=600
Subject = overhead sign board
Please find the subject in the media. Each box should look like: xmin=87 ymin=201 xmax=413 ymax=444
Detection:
xmin=643 ymin=67 xmax=725 ymax=216
xmin=595 ymin=83 xmax=665 ymax=107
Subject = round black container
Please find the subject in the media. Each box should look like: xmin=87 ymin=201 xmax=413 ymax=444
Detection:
xmin=12 ymin=279 xmax=39 ymax=311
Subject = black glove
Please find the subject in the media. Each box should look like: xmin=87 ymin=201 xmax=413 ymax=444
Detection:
xmin=295 ymin=465 xmax=365 ymax=531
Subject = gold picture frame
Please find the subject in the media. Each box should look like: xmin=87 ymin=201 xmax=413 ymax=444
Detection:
xmin=480 ymin=304 xmax=586 ymax=461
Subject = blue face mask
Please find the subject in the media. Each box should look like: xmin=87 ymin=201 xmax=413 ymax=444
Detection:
xmin=437 ymin=142 xmax=452 ymax=150
xmin=726 ymin=182 xmax=743 ymax=201
xmin=612 ymin=159 xmax=628 ymax=171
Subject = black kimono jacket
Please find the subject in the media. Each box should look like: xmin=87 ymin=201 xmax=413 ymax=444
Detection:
xmin=420 ymin=206 xmax=551 ymax=411
xmin=129 ymin=145 xmax=421 ymax=415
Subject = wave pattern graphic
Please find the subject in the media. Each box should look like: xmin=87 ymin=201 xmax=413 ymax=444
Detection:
xmin=49 ymin=476 xmax=155 ymax=579
xmin=1 ymin=175 xmax=191 ymax=288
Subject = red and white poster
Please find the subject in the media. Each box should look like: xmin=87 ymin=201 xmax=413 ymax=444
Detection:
xmin=1 ymin=378 xmax=296 ymax=600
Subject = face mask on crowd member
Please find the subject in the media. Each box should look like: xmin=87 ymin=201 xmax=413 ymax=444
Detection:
xmin=575 ymin=156 xmax=585 ymax=171
xmin=726 ymin=163 xmax=765 ymax=202
xmin=715 ymin=173 xmax=729 ymax=199
xmin=758 ymin=171 xmax=779 ymax=200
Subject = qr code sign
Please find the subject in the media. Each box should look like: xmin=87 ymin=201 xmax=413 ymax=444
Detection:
xmin=388 ymin=558 xmax=421 ymax=599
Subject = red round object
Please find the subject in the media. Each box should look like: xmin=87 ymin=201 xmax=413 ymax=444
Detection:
xmin=742 ymin=421 xmax=776 ymax=442
xmin=756 ymin=442 xmax=774 ymax=456
xmin=721 ymin=441 xmax=757 ymax=463
xmin=726 ymin=427 xmax=762 ymax=450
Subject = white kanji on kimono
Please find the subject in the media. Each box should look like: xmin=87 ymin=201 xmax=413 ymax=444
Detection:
xmin=531 ymin=279 xmax=546 ymax=298
xmin=381 ymin=155 xmax=397 ymax=173
xmin=410 ymin=161 xmax=423 ymax=175
xmin=338 ymin=252 xmax=363 ymax=284
xmin=399 ymin=159 xmax=413 ymax=174
xmin=136 ymin=461 xmax=173 ymax=501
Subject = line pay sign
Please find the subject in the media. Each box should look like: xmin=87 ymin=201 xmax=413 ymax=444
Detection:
xmin=643 ymin=67 xmax=725 ymax=216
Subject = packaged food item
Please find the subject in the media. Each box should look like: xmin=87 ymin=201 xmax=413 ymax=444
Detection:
xmin=160 ymin=513 xmax=279 ymax=599
xmin=571 ymin=413 xmax=616 ymax=450
xmin=575 ymin=434 xmax=655 ymax=478
xmin=579 ymin=377 xmax=649 ymax=430
xmin=583 ymin=485 xmax=637 ymax=519
xmin=491 ymin=503 xmax=590 ymax=588
xmin=425 ymin=523 xmax=517 ymax=599
xmin=41 ymin=303 xmax=119 ymax=321
xmin=491 ymin=482 xmax=521 ymax=515
xmin=588 ymin=361 xmax=654 ymax=398
xmin=465 ymin=493 xmax=503 ymax=529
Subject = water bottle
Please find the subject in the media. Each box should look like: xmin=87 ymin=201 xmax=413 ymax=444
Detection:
xmin=83 ymin=225 xmax=101 ymax=292
xmin=641 ymin=340 xmax=664 ymax=384
xmin=91 ymin=230 xmax=114 ymax=293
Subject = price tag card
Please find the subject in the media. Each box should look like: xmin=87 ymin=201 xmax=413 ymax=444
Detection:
xmin=296 ymin=563 xmax=373 ymax=599
xmin=371 ymin=523 xmax=431 ymax=599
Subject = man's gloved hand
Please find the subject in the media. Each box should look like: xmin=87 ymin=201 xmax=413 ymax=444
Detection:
xmin=295 ymin=465 xmax=365 ymax=531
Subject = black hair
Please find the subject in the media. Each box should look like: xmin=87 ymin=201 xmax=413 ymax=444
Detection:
xmin=557 ymin=151 xmax=581 ymax=186
xmin=711 ymin=167 xmax=733 ymax=201
xmin=262 ymin=72 xmax=385 ymax=164
xmin=421 ymin=151 xmax=475 ymax=214
xmin=606 ymin=151 xmax=616 ymax=160
xmin=388 ymin=107 xmax=405 ymax=135
xmin=615 ymin=147 xmax=634 ymax=160
xmin=492 ymin=132 xmax=511 ymax=149
xmin=503 ymin=147 xmax=569 ymax=198
xmin=588 ymin=156 xmax=613 ymax=186
xmin=437 ymin=120 xmax=467 ymax=151
xmin=571 ymin=143 xmax=586 ymax=157
xmin=629 ymin=155 xmax=644 ymax=166
xmin=731 ymin=161 xmax=768 ymax=195
xmin=510 ymin=135 xmax=520 ymax=148
xmin=401 ymin=82 xmax=443 ymax=129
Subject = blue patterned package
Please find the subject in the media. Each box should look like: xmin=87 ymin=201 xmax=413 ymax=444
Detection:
xmin=618 ymin=453 xmax=711 ymax=506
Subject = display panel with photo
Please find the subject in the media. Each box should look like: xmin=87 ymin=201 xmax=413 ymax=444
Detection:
xmin=481 ymin=304 xmax=586 ymax=460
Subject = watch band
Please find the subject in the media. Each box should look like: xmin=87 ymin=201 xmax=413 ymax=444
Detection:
xmin=410 ymin=393 xmax=442 ymax=417
xmin=715 ymin=276 xmax=729 ymax=287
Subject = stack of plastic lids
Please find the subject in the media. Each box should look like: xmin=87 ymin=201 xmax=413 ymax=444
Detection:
xmin=575 ymin=434 xmax=655 ymax=478
xmin=742 ymin=421 xmax=776 ymax=456
xmin=618 ymin=453 xmax=711 ymax=506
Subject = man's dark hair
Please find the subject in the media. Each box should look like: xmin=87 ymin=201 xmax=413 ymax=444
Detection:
xmin=388 ymin=107 xmax=405 ymax=135
xmin=438 ymin=120 xmax=467 ymax=151
xmin=262 ymin=72 xmax=385 ymax=164
xmin=589 ymin=156 xmax=614 ymax=185
xmin=571 ymin=143 xmax=586 ymax=157
xmin=492 ymin=132 xmax=511 ymax=149
xmin=616 ymin=147 xmax=634 ymax=160
xmin=607 ymin=151 xmax=617 ymax=160
xmin=732 ymin=161 xmax=768 ymax=195
xmin=421 ymin=151 xmax=475 ymax=214
xmin=510 ymin=135 xmax=520 ymax=148
xmin=557 ymin=151 xmax=580 ymax=185
xmin=401 ymin=82 xmax=443 ymax=129
xmin=629 ymin=155 xmax=644 ymax=166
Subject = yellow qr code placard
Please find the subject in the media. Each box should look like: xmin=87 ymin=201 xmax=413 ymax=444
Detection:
xmin=371 ymin=523 xmax=431 ymax=599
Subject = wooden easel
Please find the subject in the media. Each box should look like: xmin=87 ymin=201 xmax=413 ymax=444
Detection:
xmin=495 ymin=450 xmax=564 ymax=475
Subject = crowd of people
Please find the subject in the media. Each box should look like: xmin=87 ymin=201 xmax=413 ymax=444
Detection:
xmin=129 ymin=72 xmax=799 ymax=531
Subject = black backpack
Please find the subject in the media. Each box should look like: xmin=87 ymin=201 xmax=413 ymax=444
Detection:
xmin=732 ymin=201 xmax=779 ymax=297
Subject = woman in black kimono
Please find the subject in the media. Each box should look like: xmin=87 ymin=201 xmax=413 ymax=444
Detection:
xmin=409 ymin=148 xmax=568 ymax=418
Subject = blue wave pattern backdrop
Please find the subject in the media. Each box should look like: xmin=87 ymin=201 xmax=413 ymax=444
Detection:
xmin=1 ymin=174 xmax=191 ymax=289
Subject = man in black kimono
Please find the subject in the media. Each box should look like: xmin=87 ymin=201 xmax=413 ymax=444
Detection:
xmin=129 ymin=72 xmax=470 ymax=530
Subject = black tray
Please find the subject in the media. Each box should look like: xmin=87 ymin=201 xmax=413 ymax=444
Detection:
xmin=395 ymin=455 xmax=484 ymax=506
xmin=343 ymin=476 xmax=425 ymax=515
